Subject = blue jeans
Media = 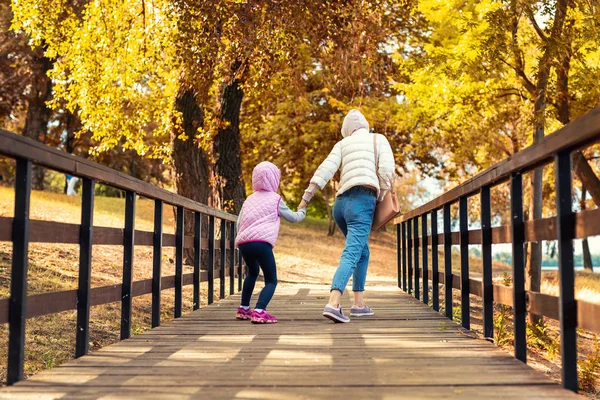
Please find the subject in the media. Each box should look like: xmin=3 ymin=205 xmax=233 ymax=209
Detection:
xmin=331 ymin=186 xmax=376 ymax=294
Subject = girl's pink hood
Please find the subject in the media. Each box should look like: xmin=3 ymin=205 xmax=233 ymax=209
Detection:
xmin=236 ymin=162 xmax=282 ymax=248
xmin=252 ymin=161 xmax=281 ymax=192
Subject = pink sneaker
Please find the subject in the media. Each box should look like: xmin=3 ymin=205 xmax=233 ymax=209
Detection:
xmin=236 ymin=306 xmax=252 ymax=320
xmin=251 ymin=309 xmax=278 ymax=324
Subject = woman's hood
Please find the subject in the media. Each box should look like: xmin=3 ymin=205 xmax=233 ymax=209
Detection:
xmin=252 ymin=161 xmax=281 ymax=192
xmin=341 ymin=109 xmax=370 ymax=138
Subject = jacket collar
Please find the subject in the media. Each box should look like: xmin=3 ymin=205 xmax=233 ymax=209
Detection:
xmin=351 ymin=128 xmax=370 ymax=136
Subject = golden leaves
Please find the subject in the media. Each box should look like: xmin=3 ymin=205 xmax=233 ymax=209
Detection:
xmin=12 ymin=0 xmax=180 ymax=159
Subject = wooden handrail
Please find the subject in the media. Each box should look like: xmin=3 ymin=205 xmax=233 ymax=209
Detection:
xmin=394 ymin=106 xmax=600 ymax=224
xmin=392 ymin=207 xmax=600 ymax=246
xmin=0 ymin=129 xmax=237 ymax=222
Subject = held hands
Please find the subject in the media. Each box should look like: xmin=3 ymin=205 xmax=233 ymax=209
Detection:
xmin=298 ymin=199 xmax=308 ymax=210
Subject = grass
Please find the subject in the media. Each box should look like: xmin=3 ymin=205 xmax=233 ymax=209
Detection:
xmin=0 ymin=185 xmax=176 ymax=231
xmin=1 ymin=187 xmax=600 ymax=396
xmin=580 ymin=335 xmax=600 ymax=393
xmin=542 ymin=270 xmax=600 ymax=304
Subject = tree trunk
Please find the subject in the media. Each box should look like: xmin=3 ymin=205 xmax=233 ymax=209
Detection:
xmin=63 ymin=129 xmax=75 ymax=194
xmin=580 ymin=187 xmax=593 ymax=271
xmin=526 ymin=89 xmax=545 ymax=327
xmin=554 ymin=15 xmax=597 ymax=274
xmin=323 ymin=181 xmax=337 ymax=236
xmin=328 ymin=216 xmax=336 ymax=236
xmin=214 ymin=64 xmax=246 ymax=214
xmin=554 ymin=17 xmax=600 ymax=208
xmin=525 ymin=0 xmax=569 ymax=328
xmin=327 ymin=206 xmax=336 ymax=236
xmin=63 ymin=111 xmax=80 ymax=194
xmin=172 ymin=86 xmax=213 ymax=264
xmin=22 ymin=48 xmax=53 ymax=190
xmin=582 ymin=239 xmax=593 ymax=272
xmin=573 ymin=153 xmax=600 ymax=206
xmin=526 ymin=172 xmax=543 ymax=294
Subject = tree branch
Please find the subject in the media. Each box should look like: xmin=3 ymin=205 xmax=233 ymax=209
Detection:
xmin=498 ymin=57 xmax=536 ymax=95
xmin=493 ymin=137 xmax=514 ymax=158
xmin=525 ymin=7 xmax=548 ymax=42
xmin=495 ymin=87 xmax=530 ymax=101
xmin=508 ymin=3 xmax=538 ymax=97
xmin=495 ymin=92 xmax=528 ymax=100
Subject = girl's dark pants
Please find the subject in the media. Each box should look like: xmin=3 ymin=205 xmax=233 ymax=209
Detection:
xmin=239 ymin=242 xmax=278 ymax=310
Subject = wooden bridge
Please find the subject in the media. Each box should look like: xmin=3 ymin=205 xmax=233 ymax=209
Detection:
xmin=0 ymin=282 xmax=579 ymax=399
xmin=1 ymin=107 xmax=600 ymax=399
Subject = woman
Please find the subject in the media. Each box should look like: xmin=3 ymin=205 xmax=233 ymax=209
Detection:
xmin=299 ymin=109 xmax=395 ymax=323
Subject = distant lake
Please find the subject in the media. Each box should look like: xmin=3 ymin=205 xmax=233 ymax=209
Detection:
xmin=493 ymin=260 xmax=599 ymax=273
xmin=541 ymin=265 xmax=600 ymax=272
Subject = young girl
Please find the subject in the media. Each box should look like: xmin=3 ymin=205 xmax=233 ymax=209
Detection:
xmin=235 ymin=161 xmax=306 ymax=324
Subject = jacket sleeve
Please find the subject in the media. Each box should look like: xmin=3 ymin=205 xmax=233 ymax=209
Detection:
xmin=377 ymin=135 xmax=396 ymax=195
xmin=278 ymin=200 xmax=306 ymax=223
xmin=303 ymin=143 xmax=342 ymax=202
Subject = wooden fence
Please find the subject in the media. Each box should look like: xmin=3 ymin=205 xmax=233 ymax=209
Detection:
xmin=394 ymin=106 xmax=600 ymax=392
xmin=0 ymin=129 xmax=242 ymax=385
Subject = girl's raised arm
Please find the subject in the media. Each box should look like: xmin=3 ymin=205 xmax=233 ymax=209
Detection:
xmin=278 ymin=200 xmax=306 ymax=223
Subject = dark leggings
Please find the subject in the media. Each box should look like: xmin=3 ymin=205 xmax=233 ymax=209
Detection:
xmin=239 ymin=242 xmax=278 ymax=310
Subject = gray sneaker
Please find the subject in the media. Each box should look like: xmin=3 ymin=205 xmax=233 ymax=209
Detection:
xmin=323 ymin=305 xmax=350 ymax=323
xmin=350 ymin=305 xmax=374 ymax=317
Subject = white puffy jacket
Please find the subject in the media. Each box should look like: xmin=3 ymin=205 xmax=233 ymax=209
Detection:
xmin=305 ymin=127 xmax=395 ymax=201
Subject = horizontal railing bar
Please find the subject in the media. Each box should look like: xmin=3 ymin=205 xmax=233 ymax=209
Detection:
xmin=0 ymin=129 xmax=237 ymax=222
xmin=4 ymin=205 xmax=594 ymax=248
xmin=417 ymin=268 xmax=600 ymax=334
xmin=0 ymin=268 xmax=237 ymax=324
xmin=411 ymin=207 xmax=600 ymax=246
xmin=0 ymin=217 xmax=235 ymax=248
xmin=528 ymin=292 xmax=559 ymax=320
xmin=395 ymin=106 xmax=600 ymax=223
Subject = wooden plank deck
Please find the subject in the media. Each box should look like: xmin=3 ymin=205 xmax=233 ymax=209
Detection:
xmin=1 ymin=281 xmax=580 ymax=399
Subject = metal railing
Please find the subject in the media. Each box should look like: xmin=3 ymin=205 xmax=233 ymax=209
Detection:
xmin=394 ymin=107 xmax=600 ymax=392
xmin=0 ymin=129 xmax=242 ymax=385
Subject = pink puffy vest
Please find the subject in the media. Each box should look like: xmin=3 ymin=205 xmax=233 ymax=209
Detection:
xmin=235 ymin=162 xmax=282 ymax=248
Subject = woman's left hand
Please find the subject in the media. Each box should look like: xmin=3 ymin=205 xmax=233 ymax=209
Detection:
xmin=298 ymin=199 xmax=308 ymax=210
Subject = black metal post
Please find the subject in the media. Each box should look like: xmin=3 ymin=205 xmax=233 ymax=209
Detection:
xmin=7 ymin=158 xmax=31 ymax=385
xmin=511 ymin=172 xmax=526 ymax=363
xmin=422 ymin=214 xmax=429 ymax=305
xmin=402 ymin=222 xmax=407 ymax=292
xmin=397 ymin=224 xmax=401 ymax=289
xmin=208 ymin=216 xmax=215 ymax=305
xmin=152 ymin=200 xmax=163 ymax=327
xmin=193 ymin=212 xmax=201 ymax=310
xmin=175 ymin=206 xmax=184 ymax=318
xmin=414 ymin=217 xmax=420 ymax=300
xmin=220 ymin=219 xmax=226 ymax=300
xmin=444 ymin=203 xmax=452 ymax=320
xmin=459 ymin=196 xmax=470 ymax=330
xmin=229 ymin=222 xmax=235 ymax=295
xmin=481 ymin=186 xmax=493 ymax=339
xmin=121 ymin=191 xmax=136 ymax=340
xmin=431 ymin=209 xmax=439 ymax=312
xmin=407 ymin=219 xmax=413 ymax=294
xmin=555 ymin=151 xmax=577 ymax=391
xmin=76 ymin=178 xmax=95 ymax=358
